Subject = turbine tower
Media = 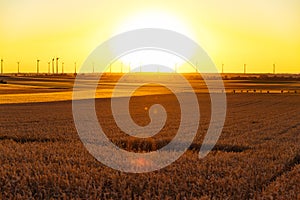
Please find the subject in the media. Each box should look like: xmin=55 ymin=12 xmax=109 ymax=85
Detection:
xmin=74 ymin=62 xmax=77 ymax=74
xmin=139 ymin=62 xmax=142 ymax=73
xmin=48 ymin=62 xmax=50 ymax=74
xmin=244 ymin=64 xmax=247 ymax=74
xmin=52 ymin=58 xmax=55 ymax=74
xmin=17 ymin=62 xmax=20 ymax=74
xmin=56 ymin=57 xmax=59 ymax=74
xmin=222 ymin=64 xmax=224 ymax=74
xmin=62 ymin=62 xmax=64 ymax=74
xmin=1 ymin=59 xmax=3 ymax=74
xmin=273 ymin=64 xmax=276 ymax=74
xmin=37 ymin=59 xmax=40 ymax=74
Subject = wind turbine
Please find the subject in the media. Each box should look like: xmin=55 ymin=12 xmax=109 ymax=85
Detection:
xmin=56 ymin=57 xmax=59 ymax=74
xmin=62 ymin=62 xmax=64 ymax=74
xmin=37 ymin=59 xmax=40 ymax=74
xmin=244 ymin=64 xmax=247 ymax=74
xmin=1 ymin=59 xmax=3 ymax=74
xmin=273 ymin=64 xmax=276 ymax=74
xmin=222 ymin=64 xmax=224 ymax=74
xmin=17 ymin=61 xmax=20 ymax=74
xmin=139 ymin=62 xmax=142 ymax=73
xmin=52 ymin=58 xmax=55 ymax=74
xmin=74 ymin=62 xmax=77 ymax=74
xmin=48 ymin=62 xmax=50 ymax=74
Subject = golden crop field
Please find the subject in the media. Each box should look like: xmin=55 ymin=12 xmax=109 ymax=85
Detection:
xmin=0 ymin=74 xmax=299 ymax=199
xmin=2 ymin=0 xmax=300 ymax=198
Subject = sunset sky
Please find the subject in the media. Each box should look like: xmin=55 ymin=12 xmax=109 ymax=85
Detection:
xmin=0 ymin=0 xmax=299 ymax=73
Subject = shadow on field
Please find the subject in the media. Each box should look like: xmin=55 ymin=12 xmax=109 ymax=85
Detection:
xmin=113 ymin=138 xmax=250 ymax=153
xmin=0 ymin=136 xmax=59 ymax=143
xmin=268 ymin=154 xmax=300 ymax=184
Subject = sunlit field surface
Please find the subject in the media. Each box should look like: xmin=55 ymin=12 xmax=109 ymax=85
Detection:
xmin=0 ymin=74 xmax=299 ymax=199
xmin=0 ymin=74 xmax=299 ymax=104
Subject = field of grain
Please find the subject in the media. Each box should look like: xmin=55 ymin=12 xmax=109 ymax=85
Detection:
xmin=0 ymin=74 xmax=299 ymax=199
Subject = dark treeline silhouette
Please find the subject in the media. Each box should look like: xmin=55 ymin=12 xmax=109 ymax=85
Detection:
xmin=225 ymin=74 xmax=300 ymax=81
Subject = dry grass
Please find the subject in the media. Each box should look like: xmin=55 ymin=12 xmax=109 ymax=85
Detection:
xmin=0 ymin=93 xmax=299 ymax=199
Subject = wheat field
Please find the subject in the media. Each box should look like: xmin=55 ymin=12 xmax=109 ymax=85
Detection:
xmin=0 ymin=74 xmax=299 ymax=199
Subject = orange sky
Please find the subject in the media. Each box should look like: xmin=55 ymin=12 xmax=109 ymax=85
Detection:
xmin=0 ymin=0 xmax=299 ymax=73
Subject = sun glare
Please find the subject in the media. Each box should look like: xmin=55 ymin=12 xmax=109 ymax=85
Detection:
xmin=111 ymin=11 xmax=195 ymax=72
xmin=115 ymin=50 xmax=187 ymax=72
xmin=115 ymin=10 xmax=194 ymax=38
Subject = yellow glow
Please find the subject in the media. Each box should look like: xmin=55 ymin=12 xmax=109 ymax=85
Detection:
xmin=0 ymin=0 xmax=299 ymax=73
xmin=115 ymin=50 xmax=187 ymax=72
xmin=115 ymin=10 xmax=195 ymax=39
xmin=111 ymin=11 xmax=195 ymax=72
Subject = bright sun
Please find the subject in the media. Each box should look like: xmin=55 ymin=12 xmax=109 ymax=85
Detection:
xmin=112 ymin=11 xmax=195 ymax=72
xmin=117 ymin=50 xmax=186 ymax=72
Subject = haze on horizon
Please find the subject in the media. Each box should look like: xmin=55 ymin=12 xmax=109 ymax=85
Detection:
xmin=0 ymin=0 xmax=299 ymax=74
